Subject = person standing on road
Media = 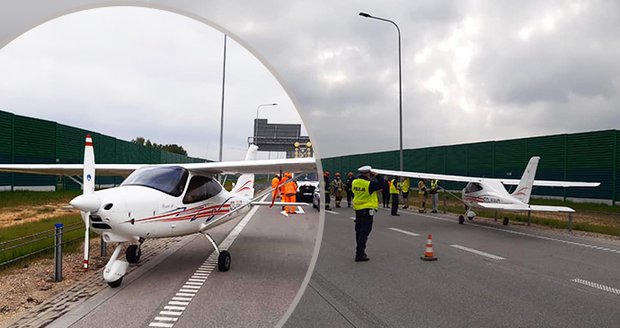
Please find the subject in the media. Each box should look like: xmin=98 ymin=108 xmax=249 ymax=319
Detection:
xmin=345 ymin=172 xmax=355 ymax=208
xmin=430 ymin=179 xmax=440 ymax=213
xmin=417 ymin=179 xmax=427 ymax=213
xmin=382 ymin=175 xmax=390 ymax=208
xmin=352 ymin=165 xmax=384 ymax=262
xmin=401 ymin=177 xmax=410 ymax=209
xmin=271 ymin=173 xmax=281 ymax=200
xmin=389 ymin=176 xmax=401 ymax=216
xmin=323 ymin=171 xmax=331 ymax=210
xmin=283 ymin=172 xmax=298 ymax=214
xmin=331 ymin=172 xmax=345 ymax=208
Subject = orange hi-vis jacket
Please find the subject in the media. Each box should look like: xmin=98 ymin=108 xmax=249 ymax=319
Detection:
xmin=284 ymin=180 xmax=298 ymax=196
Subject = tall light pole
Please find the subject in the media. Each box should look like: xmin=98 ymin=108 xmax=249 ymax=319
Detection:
xmin=219 ymin=34 xmax=227 ymax=162
xmin=359 ymin=12 xmax=403 ymax=172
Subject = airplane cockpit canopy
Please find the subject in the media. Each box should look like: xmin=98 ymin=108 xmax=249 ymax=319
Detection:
xmin=122 ymin=166 xmax=189 ymax=197
xmin=464 ymin=182 xmax=483 ymax=193
xmin=183 ymin=175 xmax=222 ymax=204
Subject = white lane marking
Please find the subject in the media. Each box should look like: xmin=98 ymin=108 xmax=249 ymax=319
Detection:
xmin=169 ymin=301 xmax=190 ymax=306
xmin=571 ymin=278 xmax=620 ymax=295
xmin=414 ymin=213 xmax=620 ymax=255
xmin=188 ymin=278 xmax=206 ymax=282
xmin=388 ymin=227 xmax=420 ymax=237
xmin=296 ymin=206 xmax=305 ymax=214
xmin=451 ymin=244 xmax=505 ymax=260
xmin=154 ymin=317 xmax=178 ymax=322
xmin=147 ymin=195 xmax=266 ymax=327
xmin=325 ymin=210 xmax=339 ymax=214
xmin=349 ymin=217 xmax=355 ymax=221
xmin=164 ymin=306 xmax=186 ymax=311
xmin=172 ymin=297 xmax=192 ymax=301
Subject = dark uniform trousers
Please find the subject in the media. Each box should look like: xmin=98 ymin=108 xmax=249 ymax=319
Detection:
xmin=355 ymin=209 xmax=374 ymax=257
xmin=391 ymin=194 xmax=399 ymax=215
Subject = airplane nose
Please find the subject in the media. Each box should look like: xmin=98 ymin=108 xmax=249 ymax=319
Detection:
xmin=70 ymin=194 xmax=101 ymax=212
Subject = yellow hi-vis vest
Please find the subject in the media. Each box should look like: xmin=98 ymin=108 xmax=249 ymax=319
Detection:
xmin=401 ymin=178 xmax=410 ymax=192
xmin=389 ymin=179 xmax=400 ymax=194
xmin=352 ymin=178 xmax=378 ymax=210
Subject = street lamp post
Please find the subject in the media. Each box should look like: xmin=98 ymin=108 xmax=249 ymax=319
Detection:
xmin=256 ymin=103 xmax=278 ymax=119
xmin=359 ymin=12 xmax=403 ymax=172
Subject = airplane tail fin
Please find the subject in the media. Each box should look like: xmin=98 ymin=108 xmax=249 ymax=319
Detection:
xmin=231 ymin=145 xmax=258 ymax=198
xmin=511 ymin=156 xmax=539 ymax=203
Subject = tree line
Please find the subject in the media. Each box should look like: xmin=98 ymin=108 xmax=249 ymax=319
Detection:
xmin=131 ymin=137 xmax=188 ymax=156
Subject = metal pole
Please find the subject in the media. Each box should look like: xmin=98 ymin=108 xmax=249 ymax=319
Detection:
xmin=54 ymin=223 xmax=63 ymax=282
xmin=359 ymin=12 xmax=403 ymax=172
xmin=219 ymin=34 xmax=227 ymax=162
xmin=100 ymin=235 xmax=107 ymax=257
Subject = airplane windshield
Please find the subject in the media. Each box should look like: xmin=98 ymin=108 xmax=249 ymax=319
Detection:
xmin=122 ymin=166 xmax=189 ymax=197
xmin=464 ymin=182 xmax=483 ymax=193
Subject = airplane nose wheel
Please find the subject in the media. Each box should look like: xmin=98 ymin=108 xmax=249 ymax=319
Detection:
xmin=458 ymin=215 xmax=464 ymax=224
xmin=108 ymin=277 xmax=123 ymax=288
xmin=218 ymin=250 xmax=231 ymax=272
xmin=125 ymin=244 xmax=141 ymax=264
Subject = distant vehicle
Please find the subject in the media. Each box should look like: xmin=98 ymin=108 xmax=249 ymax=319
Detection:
xmin=312 ymin=184 xmax=321 ymax=211
xmin=296 ymin=172 xmax=319 ymax=203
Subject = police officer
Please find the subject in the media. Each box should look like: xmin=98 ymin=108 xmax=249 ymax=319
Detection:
xmin=352 ymin=165 xmax=384 ymax=262
xmin=389 ymin=176 xmax=401 ymax=216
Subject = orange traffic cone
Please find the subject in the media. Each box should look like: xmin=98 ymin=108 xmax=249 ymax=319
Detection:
xmin=420 ymin=234 xmax=438 ymax=261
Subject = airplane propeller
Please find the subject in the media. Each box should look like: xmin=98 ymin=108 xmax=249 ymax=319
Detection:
xmin=69 ymin=134 xmax=98 ymax=271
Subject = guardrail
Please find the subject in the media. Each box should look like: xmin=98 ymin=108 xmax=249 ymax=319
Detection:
xmin=0 ymin=222 xmax=84 ymax=271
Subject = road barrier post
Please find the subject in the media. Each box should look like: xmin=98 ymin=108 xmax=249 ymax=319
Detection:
xmin=54 ymin=223 xmax=63 ymax=282
xmin=527 ymin=211 xmax=531 ymax=226
xmin=568 ymin=212 xmax=573 ymax=233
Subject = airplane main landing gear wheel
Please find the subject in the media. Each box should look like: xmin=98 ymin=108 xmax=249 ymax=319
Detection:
xmin=218 ymin=250 xmax=231 ymax=272
xmin=458 ymin=215 xmax=464 ymax=224
xmin=108 ymin=277 xmax=123 ymax=288
xmin=503 ymin=217 xmax=509 ymax=226
xmin=126 ymin=244 xmax=141 ymax=264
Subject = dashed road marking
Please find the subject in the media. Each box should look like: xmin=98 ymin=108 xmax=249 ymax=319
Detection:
xmin=571 ymin=278 xmax=620 ymax=295
xmin=325 ymin=210 xmax=339 ymax=214
xmin=349 ymin=217 xmax=355 ymax=221
xmin=450 ymin=244 xmax=505 ymax=260
xmin=147 ymin=195 xmax=265 ymax=327
xmin=388 ymin=227 xmax=420 ymax=237
xmin=409 ymin=211 xmax=620 ymax=255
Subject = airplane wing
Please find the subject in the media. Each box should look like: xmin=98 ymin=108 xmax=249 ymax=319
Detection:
xmin=371 ymin=169 xmax=599 ymax=188
xmin=498 ymin=179 xmax=599 ymax=188
xmin=371 ymin=168 xmax=484 ymax=183
xmin=477 ymin=203 xmax=575 ymax=212
xmin=0 ymin=158 xmax=316 ymax=177
xmin=0 ymin=164 xmax=142 ymax=177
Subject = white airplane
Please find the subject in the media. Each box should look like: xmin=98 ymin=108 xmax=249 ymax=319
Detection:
xmin=0 ymin=135 xmax=315 ymax=287
xmin=373 ymin=156 xmax=600 ymax=225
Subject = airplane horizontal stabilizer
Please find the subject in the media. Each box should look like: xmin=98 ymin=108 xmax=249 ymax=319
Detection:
xmin=500 ymin=179 xmax=600 ymax=188
xmin=477 ymin=203 xmax=575 ymax=212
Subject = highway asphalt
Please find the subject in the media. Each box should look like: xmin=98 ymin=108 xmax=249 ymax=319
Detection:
xmin=285 ymin=206 xmax=620 ymax=327
xmin=49 ymin=203 xmax=319 ymax=328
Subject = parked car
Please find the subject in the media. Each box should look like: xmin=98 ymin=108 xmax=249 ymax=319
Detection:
xmin=296 ymin=172 xmax=319 ymax=204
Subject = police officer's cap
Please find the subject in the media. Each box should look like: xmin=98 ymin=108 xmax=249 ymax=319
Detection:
xmin=358 ymin=165 xmax=372 ymax=173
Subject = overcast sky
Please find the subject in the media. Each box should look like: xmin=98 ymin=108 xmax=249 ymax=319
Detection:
xmin=1 ymin=1 xmax=619 ymax=161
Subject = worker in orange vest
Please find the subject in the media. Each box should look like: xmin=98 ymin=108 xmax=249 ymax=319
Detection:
xmin=278 ymin=173 xmax=289 ymax=210
xmin=271 ymin=173 xmax=281 ymax=200
xmin=283 ymin=172 xmax=298 ymax=214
